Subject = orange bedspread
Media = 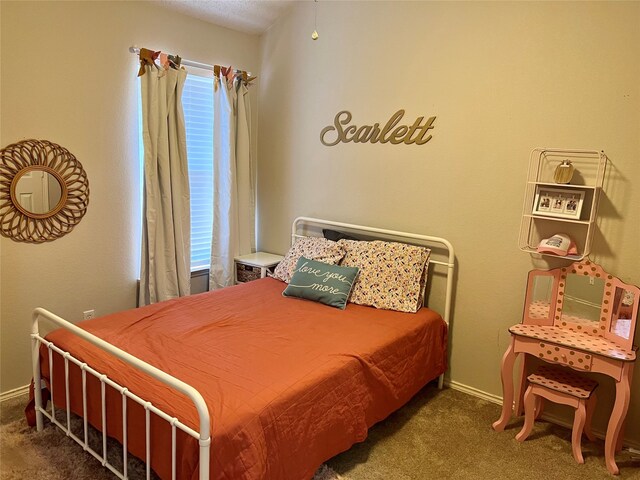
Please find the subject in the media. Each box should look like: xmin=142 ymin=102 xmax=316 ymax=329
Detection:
xmin=37 ymin=278 xmax=447 ymax=480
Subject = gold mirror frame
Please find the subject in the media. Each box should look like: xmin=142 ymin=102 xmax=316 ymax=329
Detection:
xmin=0 ymin=139 xmax=89 ymax=243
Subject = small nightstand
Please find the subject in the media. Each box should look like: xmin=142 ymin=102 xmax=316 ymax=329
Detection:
xmin=234 ymin=252 xmax=284 ymax=284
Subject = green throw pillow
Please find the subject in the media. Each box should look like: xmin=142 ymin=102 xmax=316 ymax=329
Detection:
xmin=283 ymin=256 xmax=360 ymax=309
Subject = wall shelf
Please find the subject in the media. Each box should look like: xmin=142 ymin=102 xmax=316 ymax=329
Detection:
xmin=518 ymin=148 xmax=607 ymax=260
xmin=522 ymin=214 xmax=591 ymax=226
xmin=527 ymin=181 xmax=598 ymax=191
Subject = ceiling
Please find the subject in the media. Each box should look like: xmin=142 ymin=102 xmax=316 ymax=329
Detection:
xmin=158 ymin=0 xmax=298 ymax=35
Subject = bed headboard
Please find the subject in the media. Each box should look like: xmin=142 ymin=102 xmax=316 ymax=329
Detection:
xmin=291 ymin=217 xmax=456 ymax=327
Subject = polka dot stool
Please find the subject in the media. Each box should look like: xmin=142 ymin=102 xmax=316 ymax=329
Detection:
xmin=515 ymin=365 xmax=598 ymax=464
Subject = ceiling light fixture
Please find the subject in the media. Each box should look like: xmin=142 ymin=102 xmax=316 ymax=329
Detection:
xmin=312 ymin=0 xmax=319 ymax=40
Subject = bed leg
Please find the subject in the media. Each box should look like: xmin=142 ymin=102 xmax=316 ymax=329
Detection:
xmin=438 ymin=374 xmax=444 ymax=389
xmin=199 ymin=436 xmax=211 ymax=480
xmin=30 ymin=334 xmax=44 ymax=431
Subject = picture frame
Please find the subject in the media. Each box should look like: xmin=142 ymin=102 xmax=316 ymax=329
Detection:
xmin=533 ymin=186 xmax=585 ymax=219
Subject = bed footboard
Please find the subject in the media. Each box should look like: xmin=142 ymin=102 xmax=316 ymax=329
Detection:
xmin=31 ymin=307 xmax=211 ymax=480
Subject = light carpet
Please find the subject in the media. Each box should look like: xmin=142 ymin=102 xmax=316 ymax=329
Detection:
xmin=2 ymin=385 xmax=639 ymax=479
xmin=0 ymin=396 xmax=341 ymax=480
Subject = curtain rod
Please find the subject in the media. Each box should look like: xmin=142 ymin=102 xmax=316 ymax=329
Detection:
xmin=128 ymin=46 xmax=251 ymax=75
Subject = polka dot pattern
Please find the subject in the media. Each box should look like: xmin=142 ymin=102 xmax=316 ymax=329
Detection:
xmin=557 ymin=262 xmax=610 ymax=340
xmin=528 ymin=365 xmax=598 ymax=399
xmin=510 ymin=324 xmax=636 ymax=361
xmin=528 ymin=301 xmax=551 ymax=320
xmin=531 ymin=340 xmax=593 ymax=370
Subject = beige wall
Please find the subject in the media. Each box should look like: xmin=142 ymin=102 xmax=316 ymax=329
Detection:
xmin=0 ymin=1 xmax=259 ymax=392
xmin=257 ymin=1 xmax=640 ymax=444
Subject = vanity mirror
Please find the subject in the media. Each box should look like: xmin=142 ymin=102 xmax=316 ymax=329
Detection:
xmin=527 ymin=274 xmax=555 ymax=321
xmin=611 ymin=288 xmax=635 ymax=340
xmin=523 ymin=260 xmax=639 ymax=350
xmin=560 ymin=273 xmax=604 ymax=328
xmin=0 ymin=139 xmax=89 ymax=243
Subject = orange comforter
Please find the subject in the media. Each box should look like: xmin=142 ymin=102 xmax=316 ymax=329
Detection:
xmin=35 ymin=278 xmax=447 ymax=480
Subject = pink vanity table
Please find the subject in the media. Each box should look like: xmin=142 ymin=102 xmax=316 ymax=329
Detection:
xmin=492 ymin=260 xmax=639 ymax=474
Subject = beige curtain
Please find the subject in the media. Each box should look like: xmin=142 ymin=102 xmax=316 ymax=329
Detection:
xmin=138 ymin=65 xmax=191 ymax=305
xmin=209 ymin=74 xmax=255 ymax=289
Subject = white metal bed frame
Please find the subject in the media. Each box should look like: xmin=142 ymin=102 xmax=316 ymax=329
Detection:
xmin=292 ymin=217 xmax=456 ymax=388
xmin=30 ymin=217 xmax=456 ymax=480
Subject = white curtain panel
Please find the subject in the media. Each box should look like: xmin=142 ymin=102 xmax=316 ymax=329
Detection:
xmin=209 ymin=78 xmax=255 ymax=289
xmin=138 ymin=66 xmax=191 ymax=306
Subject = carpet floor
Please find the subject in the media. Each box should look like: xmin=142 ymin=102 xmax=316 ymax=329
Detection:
xmin=1 ymin=384 xmax=639 ymax=479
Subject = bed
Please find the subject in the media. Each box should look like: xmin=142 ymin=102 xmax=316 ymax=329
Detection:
xmin=28 ymin=217 xmax=455 ymax=480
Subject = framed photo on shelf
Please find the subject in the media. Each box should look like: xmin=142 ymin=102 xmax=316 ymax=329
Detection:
xmin=533 ymin=186 xmax=585 ymax=219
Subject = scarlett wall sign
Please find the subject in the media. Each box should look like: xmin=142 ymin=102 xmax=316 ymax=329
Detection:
xmin=320 ymin=110 xmax=436 ymax=147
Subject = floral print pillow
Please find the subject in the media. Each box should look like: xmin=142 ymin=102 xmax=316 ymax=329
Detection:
xmin=338 ymin=240 xmax=430 ymax=313
xmin=272 ymin=237 xmax=346 ymax=284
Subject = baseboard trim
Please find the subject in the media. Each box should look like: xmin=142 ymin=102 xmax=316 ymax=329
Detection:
xmin=445 ymin=379 xmax=640 ymax=451
xmin=539 ymin=411 xmax=640 ymax=451
xmin=447 ymin=380 xmax=503 ymax=405
xmin=0 ymin=384 xmax=29 ymax=403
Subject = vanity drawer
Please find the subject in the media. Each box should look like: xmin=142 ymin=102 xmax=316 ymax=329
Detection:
xmin=534 ymin=342 xmax=593 ymax=371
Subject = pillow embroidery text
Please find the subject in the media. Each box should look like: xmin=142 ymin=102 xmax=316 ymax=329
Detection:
xmin=290 ymin=261 xmax=355 ymax=296
xmin=297 ymin=261 xmax=352 ymax=284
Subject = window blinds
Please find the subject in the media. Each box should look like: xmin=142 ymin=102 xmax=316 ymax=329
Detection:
xmin=182 ymin=73 xmax=214 ymax=271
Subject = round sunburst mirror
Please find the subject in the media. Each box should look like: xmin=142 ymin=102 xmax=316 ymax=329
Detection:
xmin=0 ymin=139 xmax=89 ymax=243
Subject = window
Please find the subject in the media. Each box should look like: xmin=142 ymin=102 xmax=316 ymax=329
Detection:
xmin=182 ymin=71 xmax=214 ymax=271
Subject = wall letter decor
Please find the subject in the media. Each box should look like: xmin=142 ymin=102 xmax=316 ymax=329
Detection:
xmin=320 ymin=110 xmax=436 ymax=147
